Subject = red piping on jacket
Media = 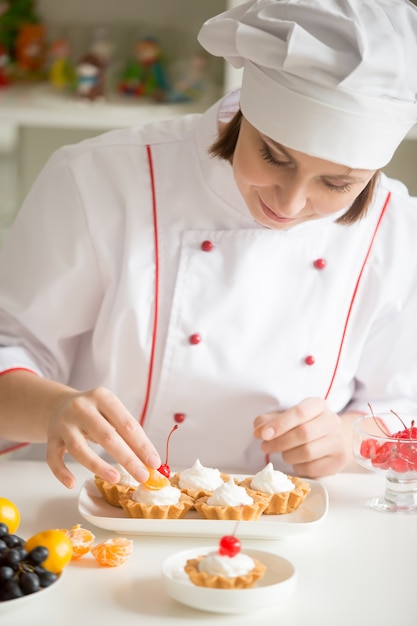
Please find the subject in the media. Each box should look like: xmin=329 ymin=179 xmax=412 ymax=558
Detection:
xmin=323 ymin=191 xmax=391 ymax=400
xmin=265 ymin=191 xmax=392 ymax=465
xmin=139 ymin=145 xmax=160 ymax=426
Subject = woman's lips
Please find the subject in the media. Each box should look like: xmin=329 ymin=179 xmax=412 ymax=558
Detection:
xmin=259 ymin=197 xmax=296 ymax=224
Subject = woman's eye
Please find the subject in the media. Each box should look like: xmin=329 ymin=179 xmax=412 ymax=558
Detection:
xmin=259 ymin=145 xmax=289 ymax=168
xmin=323 ymin=180 xmax=352 ymax=193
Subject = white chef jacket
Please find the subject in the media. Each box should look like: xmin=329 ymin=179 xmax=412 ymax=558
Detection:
xmin=1 ymin=94 xmax=417 ymax=474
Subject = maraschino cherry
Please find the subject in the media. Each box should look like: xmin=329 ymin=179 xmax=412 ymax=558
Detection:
xmin=157 ymin=424 xmax=179 ymax=478
xmin=360 ymin=405 xmax=417 ymax=472
xmin=218 ymin=517 xmax=241 ymax=557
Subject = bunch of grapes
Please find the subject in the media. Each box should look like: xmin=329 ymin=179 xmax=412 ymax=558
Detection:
xmin=0 ymin=522 xmax=58 ymax=602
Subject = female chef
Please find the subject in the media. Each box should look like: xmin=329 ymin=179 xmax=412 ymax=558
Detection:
xmin=1 ymin=0 xmax=417 ymax=489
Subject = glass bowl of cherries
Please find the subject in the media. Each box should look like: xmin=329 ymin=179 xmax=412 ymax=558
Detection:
xmin=353 ymin=407 xmax=417 ymax=513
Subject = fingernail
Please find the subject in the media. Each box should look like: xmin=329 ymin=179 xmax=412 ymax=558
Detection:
xmin=146 ymin=453 xmax=161 ymax=469
xmin=262 ymin=427 xmax=275 ymax=441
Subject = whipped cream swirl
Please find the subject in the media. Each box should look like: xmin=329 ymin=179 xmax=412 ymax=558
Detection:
xmin=198 ymin=552 xmax=255 ymax=577
xmin=250 ymin=462 xmax=295 ymax=494
xmin=132 ymin=484 xmax=181 ymax=505
xmin=178 ymin=459 xmax=224 ymax=491
xmin=207 ymin=477 xmax=253 ymax=506
xmin=114 ymin=464 xmax=139 ymax=487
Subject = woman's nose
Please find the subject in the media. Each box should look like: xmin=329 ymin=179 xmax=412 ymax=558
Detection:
xmin=273 ymin=180 xmax=308 ymax=216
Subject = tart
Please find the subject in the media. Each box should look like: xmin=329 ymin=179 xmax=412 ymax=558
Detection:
xmin=94 ymin=464 xmax=138 ymax=507
xmin=194 ymin=477 xmax=268 ymax=521
xmin=238 ymin=463 xmax=311 ymax=514
xmin=170 ymin=459 xmax=230 ymax=503
xmin=119 ymin=484 xmax=193 ymax=519
xmin=184 ymin=532 xmax=266 ymax=589
xmin=184 ymin=553 xmax=266 ymax=589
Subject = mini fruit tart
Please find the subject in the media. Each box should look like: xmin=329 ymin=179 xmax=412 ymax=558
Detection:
xmin=194 ymin=477 xmax=268 ymax=521
xmin=184 ymin=553 xmax=266 ymax=589
xmin=238 ymin=463 xmax=311 ymax=515
xmin=170 ymin=459 xmax=230 ymax=503
xmin=119 ymin=483 xmax=194 ymax=519
xmin=184 ymin=529 xmax=266 ymax=589
xmin=94 ymin=464 xmax=138 ymax=507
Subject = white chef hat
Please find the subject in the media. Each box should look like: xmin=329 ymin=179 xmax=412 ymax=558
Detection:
xmin=198 ymin=0 xmax=417 ymax=169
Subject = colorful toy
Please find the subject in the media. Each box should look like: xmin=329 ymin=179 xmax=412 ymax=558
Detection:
xmin=48 ymin=38 xmax=75 ymax=90
xmin=75 ymin=28 xmax=113 ymax=101
xmin=167 ymin=52 xmax=209 ymax=103
xmin=14 ymin=22 xmax=46 ymax=77
xmin=118 ymin=36 xmax=170 ymax=101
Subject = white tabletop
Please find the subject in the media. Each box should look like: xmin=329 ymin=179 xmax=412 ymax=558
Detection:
xmin=0 ymin=461 xmax=416 ymax=626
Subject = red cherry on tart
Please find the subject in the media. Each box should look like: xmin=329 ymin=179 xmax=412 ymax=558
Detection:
xmin=157 ymin=424 xmax=179 ymax=478
xmin=218 ymin=516 xmax=242 ymax=557
xmin=218 ymin=535 xmax=241 ymax=557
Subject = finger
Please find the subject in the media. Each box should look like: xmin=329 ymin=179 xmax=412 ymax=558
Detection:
xmin=257 ymin=398 xmax=326 ymax=442
xmin=291 ymin=450 xmax=347 ymax=478
xmin=92 ymin=390 xmax=161 ymax=469
xmin=46 ymin=438 xmax=78 ymax=489
xmin=83 ymin=419 xmax=159 ymax=482
xmin=47 ymin=428 xmax=151 ymax=487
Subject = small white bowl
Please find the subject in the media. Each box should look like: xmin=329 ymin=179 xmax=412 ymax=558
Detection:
xmin=162 ymin=546 xmax=296 ymax=614
xmin=0 ymin=573 xmax=62 ymax=615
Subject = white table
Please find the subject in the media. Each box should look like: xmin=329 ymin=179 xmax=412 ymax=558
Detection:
xmin=0 ymin=461 xmax=416 ymax=626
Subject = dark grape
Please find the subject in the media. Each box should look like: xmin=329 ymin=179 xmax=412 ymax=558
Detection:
xmin=0 ymin=548 xmax=21 ymax=568
xmin=27 ymin=546 xmax=49 ymax=565
xmin=15 ymin=546 xmax=28 ymax=561
xmin=3 ymin=534 xmax=22 ymax=548
xmin=0 ymin=566 xmax=14 ymax=582
xmin=0 ymin=580 xmax=24 ymax=601
xmin=37 ymin=568 xmax=58 ymax=588
xmin=0 ymin=539 xmax=7 ymax=554
xmin=0 ymin=523 xmax=8 ymax=537
xmin=19 ymin=571 xmax=40 ymax=595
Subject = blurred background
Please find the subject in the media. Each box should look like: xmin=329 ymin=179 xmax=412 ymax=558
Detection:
xmin=0 ymin=0 xmax=416 ymax=246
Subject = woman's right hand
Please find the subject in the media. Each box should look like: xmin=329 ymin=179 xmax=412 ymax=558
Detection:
xmin=46 ymin=386 xmax=161 ymax=489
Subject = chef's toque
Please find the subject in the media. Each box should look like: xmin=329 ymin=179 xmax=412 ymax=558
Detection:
xmin=198 ymin=0 xmax=417 ymax=169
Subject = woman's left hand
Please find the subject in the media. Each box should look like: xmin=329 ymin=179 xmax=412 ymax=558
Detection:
xmin=253 ymin=397 xmax=353 ymax=477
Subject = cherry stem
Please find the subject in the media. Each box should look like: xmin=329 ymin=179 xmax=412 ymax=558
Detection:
xmin=164 ymin=424 xmax=179 ymax=465
xmin=390 ymin=409 xmax=408 ymax=431
xmin=368 ymin=403 xmax=391 ymax=437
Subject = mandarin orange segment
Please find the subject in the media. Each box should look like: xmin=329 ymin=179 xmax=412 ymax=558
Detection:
xmin=63 ymin=524 xmax=96 ymax=559
xmin=91 ymin=537 xmax=133 ymax=567
xmin=143 ymin=467 xmax=170 ymax=490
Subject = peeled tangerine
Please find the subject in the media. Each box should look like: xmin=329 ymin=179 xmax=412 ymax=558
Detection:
xmin=143 ymin=467 xmax=170 ymax=490
xmin=91 ymin=537 xmax=133 ymax=567
xmin=63 ymin=524 xmax=96 ymax=559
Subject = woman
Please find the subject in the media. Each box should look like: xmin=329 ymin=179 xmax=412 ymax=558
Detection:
xmin=1 ymin=0 xmax=417 ymax=488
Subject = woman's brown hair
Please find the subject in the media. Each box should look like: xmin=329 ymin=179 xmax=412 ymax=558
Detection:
xmin=210 ymin=109 xmax=380 ymax=225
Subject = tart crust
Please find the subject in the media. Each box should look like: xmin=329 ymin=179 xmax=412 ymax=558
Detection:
xmin=193 ymin=494 xmax=268 ymax=520
xmin=169 ymin=472 xmax=231 ymax=503
xmin=184 ymin=554 xmax=266 ymax=589
xmin=118 ymin=492 xmax=194 ymax=519
xmin=238 ymin=475 xmax=311 ymax=514
xmin=94 ymin=475 xmax=136 ymax=508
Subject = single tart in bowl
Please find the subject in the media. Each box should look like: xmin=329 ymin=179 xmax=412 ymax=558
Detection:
xmin=94 ymin=464 xmax=139 ymax=507
xmin=119 ymin=469 xmax=193 ymax=519
xmin=184 ymin=531 xmax=266 ymax=589
xmin=170 ymin=459 xmax=229 ymax=502
xmin=194 ymin=477 xmax=268 ymax=521
xmin=238 ymin=463 xmax=311 ymax=514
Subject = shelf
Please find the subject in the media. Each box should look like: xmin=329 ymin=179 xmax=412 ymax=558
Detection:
xmin=0 ymin=83 xmax=220 ymax=130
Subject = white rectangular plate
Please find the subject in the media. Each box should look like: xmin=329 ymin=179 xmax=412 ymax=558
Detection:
xmin=78 ymin=476 xmax=328 ymax=539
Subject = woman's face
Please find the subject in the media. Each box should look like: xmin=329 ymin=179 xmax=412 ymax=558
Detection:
xmin=232 ymin=117 xmax=376 ymax=230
